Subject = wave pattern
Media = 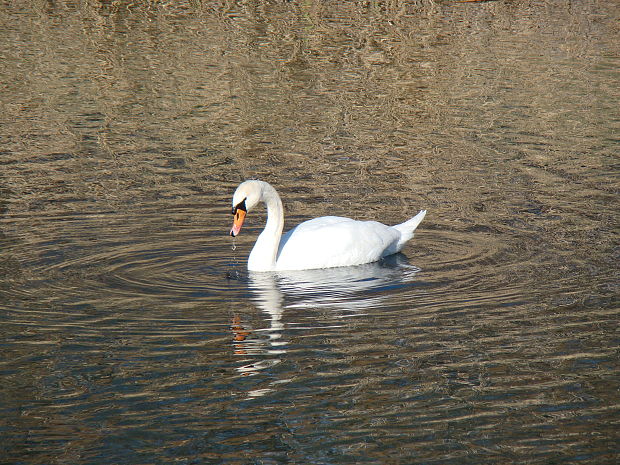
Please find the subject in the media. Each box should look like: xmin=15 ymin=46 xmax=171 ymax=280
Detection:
xmin=1 ymin=195 xmax=617 ymax=465
xmin=1 ymin=0 xmax=618 ymax=463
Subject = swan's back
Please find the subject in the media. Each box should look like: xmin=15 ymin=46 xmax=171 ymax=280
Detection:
xmin=274 ymin=216 xmax=401 ymax=271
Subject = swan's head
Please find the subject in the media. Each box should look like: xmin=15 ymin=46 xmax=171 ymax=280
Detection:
xmin=230 ymin=180 xmax=263 ymax=237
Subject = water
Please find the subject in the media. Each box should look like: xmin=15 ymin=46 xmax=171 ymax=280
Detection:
xmin=1 ymin=1 xmax=618 ymax=464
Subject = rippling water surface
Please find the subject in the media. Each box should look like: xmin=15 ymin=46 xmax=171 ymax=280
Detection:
xmin=1 ymin=1 xmax=618 ymax=464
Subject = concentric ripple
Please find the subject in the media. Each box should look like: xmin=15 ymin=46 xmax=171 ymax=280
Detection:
xmin=1 ymin=209 xmax=245 ymax=310
xmin=413 ymin=223 xmax=551 ymax=307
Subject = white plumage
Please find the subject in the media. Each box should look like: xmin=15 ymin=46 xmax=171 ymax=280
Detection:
xmin=230 ymin=180 xmax=426 ymax=272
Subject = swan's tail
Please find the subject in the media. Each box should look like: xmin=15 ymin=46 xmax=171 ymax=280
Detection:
xmin=392 ymin=210 xmax=427 ymax=252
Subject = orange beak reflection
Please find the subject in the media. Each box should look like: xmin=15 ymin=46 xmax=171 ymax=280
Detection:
xmin=230 ymin=208 xmax=246 ymax=237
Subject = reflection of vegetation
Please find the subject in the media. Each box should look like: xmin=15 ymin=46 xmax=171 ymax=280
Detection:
xmin=1 ymin=0 xmax=617 ymax=231
xmin=1 ymin=6 xmax=617 ymax=461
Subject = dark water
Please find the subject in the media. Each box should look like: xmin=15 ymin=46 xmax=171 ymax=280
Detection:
xmin=1 ymin=1 xmax=618 ymax=464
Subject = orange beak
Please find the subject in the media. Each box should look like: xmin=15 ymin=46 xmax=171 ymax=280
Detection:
xmin=230 ymin=207 xmax=246 ymax=237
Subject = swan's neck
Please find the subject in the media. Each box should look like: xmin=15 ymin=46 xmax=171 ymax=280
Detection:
xmin=248 ymin=182 xmax=284 ymax=272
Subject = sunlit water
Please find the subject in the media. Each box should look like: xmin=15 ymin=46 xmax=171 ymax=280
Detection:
xmin=1 ymin=1 xmax=618 ymax=464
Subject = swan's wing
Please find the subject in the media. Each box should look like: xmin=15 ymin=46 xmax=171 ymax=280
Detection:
xmin=275 ymin=216 xmax=400 ymax=270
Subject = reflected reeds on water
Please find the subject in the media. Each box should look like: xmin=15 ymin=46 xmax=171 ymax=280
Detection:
xmin=0 ymin=0 xmax=618 ymax=463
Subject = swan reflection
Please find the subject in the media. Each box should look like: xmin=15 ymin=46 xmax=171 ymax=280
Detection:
xmin=231 ymin=254 xmax=420 ymax=379
xmin=254 ymin=254 xmax=421 ymax=313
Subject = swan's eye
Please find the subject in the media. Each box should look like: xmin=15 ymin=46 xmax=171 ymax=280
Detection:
xmin=232 ymin=199 xmax=247 ymax=216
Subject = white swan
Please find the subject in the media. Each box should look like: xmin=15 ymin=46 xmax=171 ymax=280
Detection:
xmin=230 ymin=180 xmax=426 ymax=272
